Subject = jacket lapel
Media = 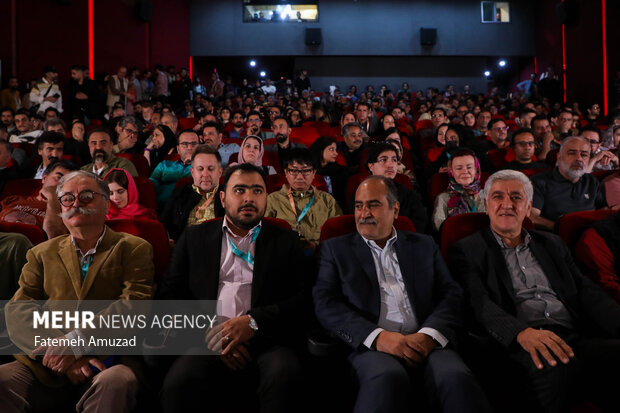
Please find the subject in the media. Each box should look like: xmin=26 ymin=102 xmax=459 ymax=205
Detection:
xmin=528 ymin=235 xmax=567 ymax=299
xmin=482 ymin=227 xmax=516 ymax=299
xmin=251 ymin=223 xmax=271 ymax=307
xmin=58 ymin=236 xmax=82 ymax=298
xmin=352 ymin=233 xmax=381 ymax=310
xmin=393 ymin=233 xmax=426 ymax=319
xmin=203 ymin=220 xmax=223 ymax=299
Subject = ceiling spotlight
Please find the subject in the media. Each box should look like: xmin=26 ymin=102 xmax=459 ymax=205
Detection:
xmin=484 ymin=70 xmax=491 ymax=77
xmin=498 ymin=60 xmax=506 ymax=67
xmin=249 ymin=60 xmax=256 ymax=67
xmin=260 ymin=71 xmax=266 ymax=78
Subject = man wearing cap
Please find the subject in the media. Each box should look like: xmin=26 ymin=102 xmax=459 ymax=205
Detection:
xmin=29 ymin=66 xmax=63 ymax=114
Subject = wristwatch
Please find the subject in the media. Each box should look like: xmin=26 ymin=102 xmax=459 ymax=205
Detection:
xmin=248 ymin=314 xmax=259 ymax=332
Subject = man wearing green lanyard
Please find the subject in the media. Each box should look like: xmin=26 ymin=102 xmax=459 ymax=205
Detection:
xmin=159 ymin=163 xmax=309 ymax=412
xmin=265 ymin=147 xmax=342 ymax=248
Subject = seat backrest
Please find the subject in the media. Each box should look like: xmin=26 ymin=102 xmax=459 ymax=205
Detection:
xmin=1 ymin=178 xmax=42 ymax=199
xmin=115 ymin=153 xmax=151 ymax=178
xmin=178 ymin=117 xmax=199 ymax=130
xmin=521 ymin=168 xmax=551 ymax=177
xmin=546 ymin=149 xmax=559 ymax=167
xmin=440 ymin=212 xmax=534 ymax=259
xmin=556 ymin=209 xmax=616 ymax=249
xmin=289 ymin=127 xmax=320 ymax=147
xmin=133 ymin=176 xmax=158 ymax=212
xmin=487 ymin=148 xmax=515 ymax=169
xmin=320 ymin=214 xmax=415 ymax=242
xmin=174 ymin=176 xmax=193 ymax=190
xmin=105 ymin=219 xmax=170 ymax=282
xmin=0 ymin=221 xmax=46 ymax=245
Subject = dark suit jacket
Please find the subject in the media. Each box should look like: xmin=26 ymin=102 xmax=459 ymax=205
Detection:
xmin=313 ymin=231 xmax=463 ymax=351
xmin=158 ymin=219 xmax=309 ymax=348
xmin=449 ymin=227 xmax=620 ymax=348
xmin=159 ymin=183 xmax=224 ymax=242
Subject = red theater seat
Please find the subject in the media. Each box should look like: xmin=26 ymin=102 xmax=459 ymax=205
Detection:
xmin=1 ymin=178 xmax=41 ymax=199
xmin=556 ymin=209 xmax=616 ymax=249
xmin=133 ymin=176 xmax=158 ymax=212
xmin=0 ymin=221 xmax=46 ymax=245
xmin=105 ymin=219 xmax=170 ymax=282
xmin=178 ymin=117 xmax=199 ymax=130
xmin=290 ymin=127 xmax=320 ymax=147
xmin=115 ymin=153 xmax=151 ymax=178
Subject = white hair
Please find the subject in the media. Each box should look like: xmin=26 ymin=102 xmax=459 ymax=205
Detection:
xmin=483 ymin=170 xmax=533 ymax=203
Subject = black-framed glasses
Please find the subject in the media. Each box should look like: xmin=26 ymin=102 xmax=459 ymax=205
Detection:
xmin=123 ymin=128 xmax=139 ymax=136
xmin=286 ymin=168 xmax=314 ymax=176
xmin=58 ymin=190 xmax=105 ymax=207
xmin=515 ymin=141 xmax=536 ymax=147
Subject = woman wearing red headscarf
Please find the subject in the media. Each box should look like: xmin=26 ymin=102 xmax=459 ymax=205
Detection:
xmin=103 ymin=168 xmax=157 ymax=220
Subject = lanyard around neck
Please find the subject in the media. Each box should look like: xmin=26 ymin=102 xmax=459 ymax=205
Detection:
xmin=227 ymin=226 xmax=261 ymax=266
xmin=288 ymin=186 xmax=315 ymax=227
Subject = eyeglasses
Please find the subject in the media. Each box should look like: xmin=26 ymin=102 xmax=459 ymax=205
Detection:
xmin=492 ymin=127 xmax=508 ymax=132
xmin=179 ymin=142 xmax=199 ymax=148
xmin=123 ymin=128 xmax=139 ymax=136
xmin=431 ymin=114 xmax=445 ymax=118
xmin=515 ymin=141 xmax=536 ymax=147
xmin=586 ymin=139 xmax=600 ymax=145
xmin=286 ymin=168 xmax=314 ymax=176
xmin=58 ymin=189 xmax=105 ymax=207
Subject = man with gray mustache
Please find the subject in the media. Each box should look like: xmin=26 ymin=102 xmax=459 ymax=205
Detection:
xmin=0 ymin=170 xmax=154 ymax=412
xmin=313 ymin=175 xmax=491 ymax=413
xmin=530 ymin=136 xmax=609 ymax=230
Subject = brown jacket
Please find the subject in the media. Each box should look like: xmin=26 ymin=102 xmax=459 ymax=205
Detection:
xmin=8 ymin=227 xmax=154 ymax=387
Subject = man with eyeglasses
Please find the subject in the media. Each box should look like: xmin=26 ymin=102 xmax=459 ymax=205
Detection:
xmin=502 ymin=128 xmax=548 ymax=171
xmin=113 ymin=116 xmax=144 ymax=154
xmin=0 ymin=170 xmax=154 ymax=413
xmin=81 ymin=128 xmax=138 ymax=177
xmin=265 ymin=148 xmax=341 ymax=248
xmin=363 ymin=142 xmax=428 ymax=233
xmin=531 ymin=114 xmax=556 ymax=161
xmin=430 ymin=108 xmax=448 ymax=129
xmin=585 ymin=102 xmax=601 ymax=127
xmin=581 ymin=125 xmax=618 ymax=172
xmin=552 ymin=110 xmax=574 ymax=147
xmin=245 ymin=111 xmax=274 ymax=141
xmin=475 ymin=118 xmax=511 ymax=172
xmin=150 ymin=129 xmax=200 ymax=206
xmin=227 ymin=110 xmax=246 ymax=139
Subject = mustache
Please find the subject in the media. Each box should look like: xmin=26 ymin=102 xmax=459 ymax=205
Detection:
xmin=358 ymin=217 xmax=377 ymax=225
xmin=59 ymin=207 xmax=98 ymax=219
xmin=238 ymin=204 xmax=257 ymax=213
xmin=570 ymin=161 xmax=585 ymax=169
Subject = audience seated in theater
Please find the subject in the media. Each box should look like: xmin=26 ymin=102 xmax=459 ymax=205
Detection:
xmin=576 ymin=210 xmax=620 ymax=303
xmin=313 ymin=176 xmax=492 ymax=413
xmin=81 ymin=128 xmax=138 ymax=177
xmin=244 ymin=111 xmax=273 ymax=141
xmin=552 ymin=109 xmax=575 ymax=146
xmin=1 ymin=107 xmax=16 ymax=135
xmin=385 ymin=133 xmax=416 ymax=184
xmin=265 ymin=147 xmax=341 ymax=248
xmin=474 ymin=109 xmax=492 ymax=136
xmin=602 ymin=170 xmax=620 ymax=209
xmin=309 ymin=136 xmax=348 ymax=210
xmin=0 ymin=232 xmax=32 ymax=300
xmin=150 ymin=129 xmax=199 ymax=206
xmin=31 ymin=131 xmax=64 ymax=179
xmin=30 ymin=65 xmax=63 ymax=115
xmin=450 ymin=169 xmax=620 ymax=413
xmin=501 ymin=128 xmax=548 ymax=171
xmin=337 ymin=122 xmax=366 ymax=175
xmin=229 ymin=135 xmax=276 ymax=175
xmin=9 ymin=109 xmax=42 ymax=143
xmin=143 ymin=124 xmax=176 ymax=171
xmin=200 ymin=121 xmax=239 ymax=168
xmin=0 ymin=170 xmax=154 ymax=413
xmin=432 ymin=148 xmax=485 ymax=232
xmin=531 ymin=114 xmax=555 ymax=161
xmin=0 ymin=159 xmax=76 ymax=234
xmin=475 ymin=118 xmax=511 ymax=172
xmin=380 ymin=113 xmax=396 ymax=135
xmin=530 ymin=136 xmax=608 ymax=230
xmin=63 ymin=119 xmax=91 ymax=163
xmin=264 ymin=116 xmax=304 ymax=170
xmin=113 ymin=116 xmax=145 ymax=155
xmin=158 ymin=163 xmax=308 ymax=413
xmin=430 ymin=107 xmax=448 ymax=130
xmin=581 ymin=125 xmax=618 ymax=172
xmin=340 ymin=111 xmax=356 ymax=131
xmin=160 ymin=112 xmax=178 ymax=135
xmin=160 ymin=145 xmax=224 ymax=243
xmin=427 ymin=124 xmax=472 ymax=176
xmin=103 ymin=168 xmax=156 ymax=221
xmin=355 ymin=101 xmax=379 ymax=136
xmin=226 ymin=110 xmax=245 ymax=138
xmin=364 ymin=142 xmax=428 ymax=233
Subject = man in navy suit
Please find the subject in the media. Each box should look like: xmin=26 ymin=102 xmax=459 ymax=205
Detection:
xmin=313 ymin=176 xmax=491 ymax=413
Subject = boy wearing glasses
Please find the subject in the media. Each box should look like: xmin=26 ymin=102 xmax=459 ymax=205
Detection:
xmin=265 ymin=148 xmax=341 ymax=248
xmin=502 ymin=128 xmax=548 ymax=171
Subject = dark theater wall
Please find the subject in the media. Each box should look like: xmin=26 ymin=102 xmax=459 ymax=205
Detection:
xmin=0 ymin=0 xmax=189 ymax=100
xmin=190 ymin=0 xmax=536 ymax=57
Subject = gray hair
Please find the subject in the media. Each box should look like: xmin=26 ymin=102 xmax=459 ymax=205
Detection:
xmin=56 ymin=170 xmax=110 ymax=200
xmin=483 ymin=170 xmax=533 ymax=203
xmin=43 ymin=117 xmax=66 ymax=132
xmin=560 ymin=135 xmax=589 ymax=152
xmin=359 ymin=175 xmax=399 ymax=208
xmin=161 ymin=112 xmax=178 ymax=126
xmin=342 ymin=122 xmax=363 ymax=137
xmin=119 ymin=116 xmax=140 ymax=130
